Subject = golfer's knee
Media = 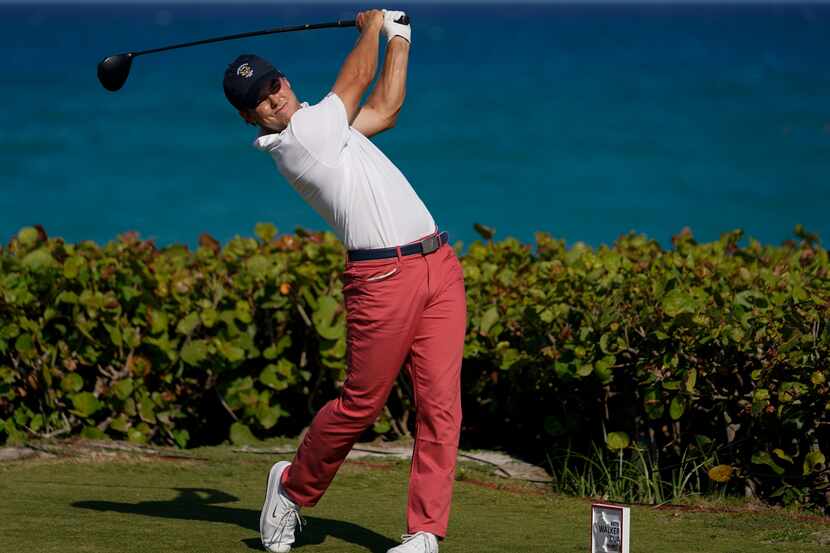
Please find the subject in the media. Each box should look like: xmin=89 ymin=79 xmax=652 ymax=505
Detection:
xmin=334 ymin=394 xmax=386 ymax=426
xmin=416 ymin=404 xmax=462 ymax=442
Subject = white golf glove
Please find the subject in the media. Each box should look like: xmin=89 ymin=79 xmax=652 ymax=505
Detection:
xmin=381 ymin=10 xmax=411 ymax=44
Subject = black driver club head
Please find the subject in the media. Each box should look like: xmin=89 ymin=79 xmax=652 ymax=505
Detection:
xmin=97 ymin=53 xmax=134 ymax=92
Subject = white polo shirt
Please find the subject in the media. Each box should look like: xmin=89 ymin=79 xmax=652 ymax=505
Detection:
xmin=253 ymin=92 xmax=436 ymax=250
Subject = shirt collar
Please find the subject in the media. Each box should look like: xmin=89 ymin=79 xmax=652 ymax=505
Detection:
xmin=252 ymin=101 xmax=310 ymax=151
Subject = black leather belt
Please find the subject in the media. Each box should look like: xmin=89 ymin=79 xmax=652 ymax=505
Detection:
xmin=347 ymin=231 xmax=449 ymax=262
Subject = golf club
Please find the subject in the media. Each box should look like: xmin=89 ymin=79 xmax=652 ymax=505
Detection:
xmin=97 ymin=15 xmax=409 ymax=92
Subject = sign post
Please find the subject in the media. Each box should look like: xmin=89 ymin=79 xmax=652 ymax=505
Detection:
xmin=591 ymin=503 xmax=630 ymax=553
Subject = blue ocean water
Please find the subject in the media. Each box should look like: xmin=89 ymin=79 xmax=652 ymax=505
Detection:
xmin=1 ymin=3 xmax=829 ymax=249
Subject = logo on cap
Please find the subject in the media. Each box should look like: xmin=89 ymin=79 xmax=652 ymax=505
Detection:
xmin=236 ymin=63 xmax=254 ymax=79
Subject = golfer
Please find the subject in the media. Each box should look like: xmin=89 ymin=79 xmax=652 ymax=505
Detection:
xmin=222 ymin=9 xmax=465 ymax=553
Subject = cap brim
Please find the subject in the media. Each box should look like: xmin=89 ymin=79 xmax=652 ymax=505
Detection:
xmin=242 ymin=70 xmax=280 ymax=110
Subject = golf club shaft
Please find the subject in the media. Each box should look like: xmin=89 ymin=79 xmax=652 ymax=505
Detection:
xmin=133 ymin=19 xmax=356 ymax=57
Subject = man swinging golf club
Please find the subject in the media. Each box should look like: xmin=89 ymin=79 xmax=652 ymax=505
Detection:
xmin=222 ymin=9 xmax=466 ymax=553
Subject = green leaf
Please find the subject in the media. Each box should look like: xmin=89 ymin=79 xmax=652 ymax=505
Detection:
xmin=803 ymin=450 xmax=826 ymax=476
xmin=260 ymin=360 xmax=294 ymax=391
xmin=594 ymin=355 xmax=615 ymax=383
xmin=263 ymin=335 xmax=291 ymax=360
xmin=685 ymin=369 xmax=697 ymax=393
xmin=123 ymin=326 xmax=141 ymax=349
xmin=246 ymin=255 xmax=270 ymax=278
xmin=229 ymin=422 xmax=258 ymax=446
xmin=606 ymin=431 xmax=630 ymax=451
xmin=256 ymin=403 xmax=284 ymax=430
xmin=778 ymin=381 xmax=807 ymax=403
xmin=63 ymin=256 xmax=85 ymax=279
xmin=112 ymin=379 xmax=134 ymax=401
xmin=254 ymin=222 xmax=278 ymax=242
xmin=772 ymin=448 xmax=794 ymax=464
xmin=22 ymin=248 xmax=57 ymax=271
xmin=105 ymin=324 xmax=122 ymax=348
xmin=479 ymin=306 xmax=499 ymax=335
xmin=110 ymin=414 xmax=130 ymax=433
xmin=499 ymin=348 xmax=520 ymax=370
xmin=662 ymin=288 xmax=697 ymax=317
xmin=200 ymin=308 xmax=218 ymax=328
xmin=217 ymin=340 xmax=246 ymax=363
xmin=235 ymin=301 xmax=253 ymax=324
xmin=0 ymin=325 xmax=20 ymax=340
xmin=69 ymin=392 xmax=102 ymax=418
xmin=80 ymin=426 xmax=107 ymax=440
xmin=576 ymin=363 xmax=593 ymax=377
xmin=312 ymin=296 xmax=343 ymax=340
xmin=149 ymin=310 xmax=169 ymax=335
xmin=180 ymin=340 xmax=209 ymax=366
xmin=29 ymin=414 xmax=43 ymax=433
xmin=17 ymin=226 xmax=39 ymax=247
xmin=752 ymin=451 xmax=785 ymax=476
xmin=176 ymin=312 xmax=201 ymax=336
xmin=127 ymin=427 xmax=147 ymax=444
xmin=56 ymin=291 xmax=78 ymax=305
xmin=373 ymin=416 xmax=391 ymax=435
xmin=138 ymin=396 xmax=156 ymax=424
xmin=60 ymin=373 xmax=84 ymax=393
xmin=669 ymin=396 xmax=686 ymax=420
xmin=14 ymin=334 xmax=35 ymax=355
xmin=172 ymin=429 xmax=190 ymax=448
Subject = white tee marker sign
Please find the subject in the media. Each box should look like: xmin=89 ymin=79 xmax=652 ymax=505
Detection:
xmin=591 ymin=503 xmax=630 ymax=553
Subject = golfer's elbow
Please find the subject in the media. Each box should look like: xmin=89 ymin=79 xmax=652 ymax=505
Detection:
xmin=373 ymin=94 xmax=405 ymax=124
xmin=385 ymin=107 xmax=401 ymax=130
xmin=381 ymin=113 xmax=398 ymax=132
xmin=367 ymin=101 xmax=402 ymax=131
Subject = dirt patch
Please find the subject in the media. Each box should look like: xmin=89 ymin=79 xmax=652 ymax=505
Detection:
xmin=233 ymin=438 xmax=553 ymax=484
xmin=0 ymin=439 xmax=209 ymax=466
xmin=0 ymin=447 xmax=43 ymax=462
xmin=653 ymin=502 xmax=830 ymax=525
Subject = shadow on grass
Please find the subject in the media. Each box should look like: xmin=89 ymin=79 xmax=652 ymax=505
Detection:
xmin=73 ymin=487 xmax=398 ymax=552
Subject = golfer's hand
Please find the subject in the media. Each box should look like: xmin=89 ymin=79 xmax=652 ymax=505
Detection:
xmin=355 ymin=10 xmax=385 ymax=34
xmin=381 ymin=10 xmax=411 ymax=44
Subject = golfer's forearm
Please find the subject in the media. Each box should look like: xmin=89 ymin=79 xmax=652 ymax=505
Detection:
xmin=365 ymin=38 xmax=410 ymax=116
xmin=338 ymin=28 xmax=382 ymax=89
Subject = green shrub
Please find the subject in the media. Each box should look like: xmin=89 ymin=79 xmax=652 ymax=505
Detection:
xmin=461 ymin=225 xmax=828 ymax=511
xmin=0 ymin=224 xmax=827 ymax=511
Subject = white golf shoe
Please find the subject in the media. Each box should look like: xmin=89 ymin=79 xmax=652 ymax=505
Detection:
xmin=386 ymin=531 xmax=439 ymax=553
xmin=260 ymin=461 xmax=304 ymax=553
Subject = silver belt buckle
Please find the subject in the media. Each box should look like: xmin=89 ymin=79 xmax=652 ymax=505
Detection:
xmin=420 ymin=234 xmax=441 ymax=255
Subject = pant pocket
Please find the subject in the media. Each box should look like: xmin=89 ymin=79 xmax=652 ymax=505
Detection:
xmin=364 ymin=266 xmax=400 ymax=282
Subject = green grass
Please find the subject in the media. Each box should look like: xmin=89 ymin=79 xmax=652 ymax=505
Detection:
xmin=0 ymin=442 xmax=828 ymax=552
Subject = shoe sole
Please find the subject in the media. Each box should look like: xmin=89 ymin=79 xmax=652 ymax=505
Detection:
xmin=261 ymin=461 xmax=291 ymax=553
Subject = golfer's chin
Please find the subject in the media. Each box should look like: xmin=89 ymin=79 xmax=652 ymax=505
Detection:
xmin=260 ymin=119 xmax=288 ymax=133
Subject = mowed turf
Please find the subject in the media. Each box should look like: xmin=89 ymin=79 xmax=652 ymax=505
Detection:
xmin=0 ymin=443 xmax=827 ymax=553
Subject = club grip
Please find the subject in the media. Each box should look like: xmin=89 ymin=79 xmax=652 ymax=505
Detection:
xmin=394 ymin=14 xmax=410 ymax=25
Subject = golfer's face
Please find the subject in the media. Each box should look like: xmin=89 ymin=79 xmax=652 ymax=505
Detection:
xmin=253 ymin=76 xmax=298 ymax=131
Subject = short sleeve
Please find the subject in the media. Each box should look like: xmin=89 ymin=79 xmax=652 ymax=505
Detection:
xmin=290 ymin=92 xmax=350 ymax=166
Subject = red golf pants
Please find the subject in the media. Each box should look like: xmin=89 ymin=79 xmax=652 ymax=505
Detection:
xmin=280 ymin=241 xmax=466 ymax=538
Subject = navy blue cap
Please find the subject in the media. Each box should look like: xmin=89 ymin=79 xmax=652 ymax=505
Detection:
xmin=223 ymin=54 xmax=283 ymax=111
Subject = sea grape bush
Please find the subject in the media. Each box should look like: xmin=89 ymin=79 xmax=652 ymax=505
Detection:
xmin=0 ymin=224 xmax=827 ymax=510
xmin=461 ymin=226 xmax=828 ymax=510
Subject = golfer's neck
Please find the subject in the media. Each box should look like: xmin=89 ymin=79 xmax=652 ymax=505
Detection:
xmin=260 ymin=124 xmax=284 ymax=135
